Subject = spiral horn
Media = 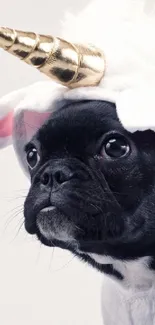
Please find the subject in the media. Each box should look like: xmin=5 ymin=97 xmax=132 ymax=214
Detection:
xmin=0 ymin=27 xmax=105 ymax=88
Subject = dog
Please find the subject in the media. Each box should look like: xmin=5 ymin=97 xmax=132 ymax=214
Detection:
xmin=23 ymin=99 xmax=155 ymax=325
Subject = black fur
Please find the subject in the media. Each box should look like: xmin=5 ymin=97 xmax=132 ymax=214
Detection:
xmin=24 ymin=99 xmax=155 ymax=278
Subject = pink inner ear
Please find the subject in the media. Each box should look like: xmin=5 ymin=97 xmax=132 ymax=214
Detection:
xmin=0 ymin=111 xmax=13 ymax=137
xmin=24 ymin=111 xmax=51 ymax=142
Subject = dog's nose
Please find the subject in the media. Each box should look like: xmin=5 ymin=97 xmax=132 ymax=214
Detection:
xmin=40 ymin=166 xmax=75 ymax=187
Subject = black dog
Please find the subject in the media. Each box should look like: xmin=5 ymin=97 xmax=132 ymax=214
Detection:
xmin=24 ymin=99 xmax=155 ymax=323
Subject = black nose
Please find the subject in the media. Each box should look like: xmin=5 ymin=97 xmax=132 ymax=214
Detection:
xmin=40 ymin=165 xmax=75 ymax=187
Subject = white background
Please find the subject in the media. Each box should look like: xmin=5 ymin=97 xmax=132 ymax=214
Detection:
xmin=0 ymin=1 xmax=103 ymax=324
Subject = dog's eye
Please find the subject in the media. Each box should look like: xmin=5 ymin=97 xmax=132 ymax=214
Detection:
xmin=26 ymin=147 xmax=40 ymax=169
xmin=102 ymin=135 xmax=130 ymax=158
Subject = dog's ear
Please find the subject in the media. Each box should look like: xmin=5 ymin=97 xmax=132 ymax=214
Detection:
xmin=0 ymin=81 xmax=66 ymax=175
xmin=0 ymin=81 xmax=66 ymax=147
xmin=0 ymin=85 xmax=27 ymax=149
xmin=0 ymin=97 xmax=51 ymax=148
xmin=0 ymin=110 xmax=13 ymax=148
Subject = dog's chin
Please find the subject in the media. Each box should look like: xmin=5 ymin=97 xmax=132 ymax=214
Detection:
xmin=35 ymin=207 xmax=78 ymax=250
xmin=32 ymin=206 xmax=123 ymax=253
xmin=35 ymin=209 xmax=107 ymax=255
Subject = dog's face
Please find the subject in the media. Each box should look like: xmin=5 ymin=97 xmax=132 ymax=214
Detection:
xmin=24 ymin=100 xmax=155 ymax=276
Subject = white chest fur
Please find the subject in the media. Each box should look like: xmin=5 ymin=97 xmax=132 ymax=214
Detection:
xmin=89 ymin=254 xmax=155 ymax=325
xmin=101 ymin=275 xmax=155 ymax=325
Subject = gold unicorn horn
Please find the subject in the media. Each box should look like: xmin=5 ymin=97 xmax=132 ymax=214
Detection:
xmin=0 ymin=27 xmax=105 ymax=88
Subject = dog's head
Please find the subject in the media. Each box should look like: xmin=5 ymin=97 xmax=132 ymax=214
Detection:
xmin=24 ymin=99 xmax=155 ymax=277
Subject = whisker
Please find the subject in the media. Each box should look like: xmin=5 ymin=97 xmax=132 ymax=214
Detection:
xmin=48 ymin=247 xmax=55 ymax=270
xmin=90 ymin=202 xmax=103 ymax=214
xmin=4 ymin=196 xmax=26 ymax=202
xmin=9 ymin=219 xmax=24 ymax=244
xmin=3 ymin=204 xmax=24 ymax=219
xmin=4 ymin=208 xmax=23 ymax=228
xmin=35 ymin=241 xmax=42 ymax=265
xmin=50 ymin=253 xmax=76 ymax=274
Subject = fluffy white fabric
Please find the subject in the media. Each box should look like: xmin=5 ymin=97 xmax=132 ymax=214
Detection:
xmin=62 ymin=0 xmax=155 ymax=132
xmin=0 ymin=0 xmax=155 ymax=159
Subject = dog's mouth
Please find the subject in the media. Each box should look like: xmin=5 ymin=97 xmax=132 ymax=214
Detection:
xmin=36 ymin=205 xmax=57 ymax=238
xmin=27 ymin=205 xmax=78 ymax=250
xmin=39 ymin=206 xmax=56 ymax=212
xmin=24 ymin=189 xmax=125 ymax=255
xmin=24 ymin=203 xmax=116 ymax=252
xmin=34 ymin=206 xmax=106 ymax=253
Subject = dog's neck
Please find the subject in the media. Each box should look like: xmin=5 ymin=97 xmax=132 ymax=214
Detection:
xmin=89 ymin=254 xmax=155 ymax=325
xmin=89 ymin=253 xmax=155 ymax=290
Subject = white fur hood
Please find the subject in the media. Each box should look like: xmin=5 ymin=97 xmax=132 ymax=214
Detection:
xmin=0 ymin=0 xmax=155 ymax=174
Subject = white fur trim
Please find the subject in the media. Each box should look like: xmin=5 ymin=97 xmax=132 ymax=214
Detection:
xmin=117 ymin=87 xmax=155 ymax=132
xmin=64 ymin=87 xmax=118 ymax=104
